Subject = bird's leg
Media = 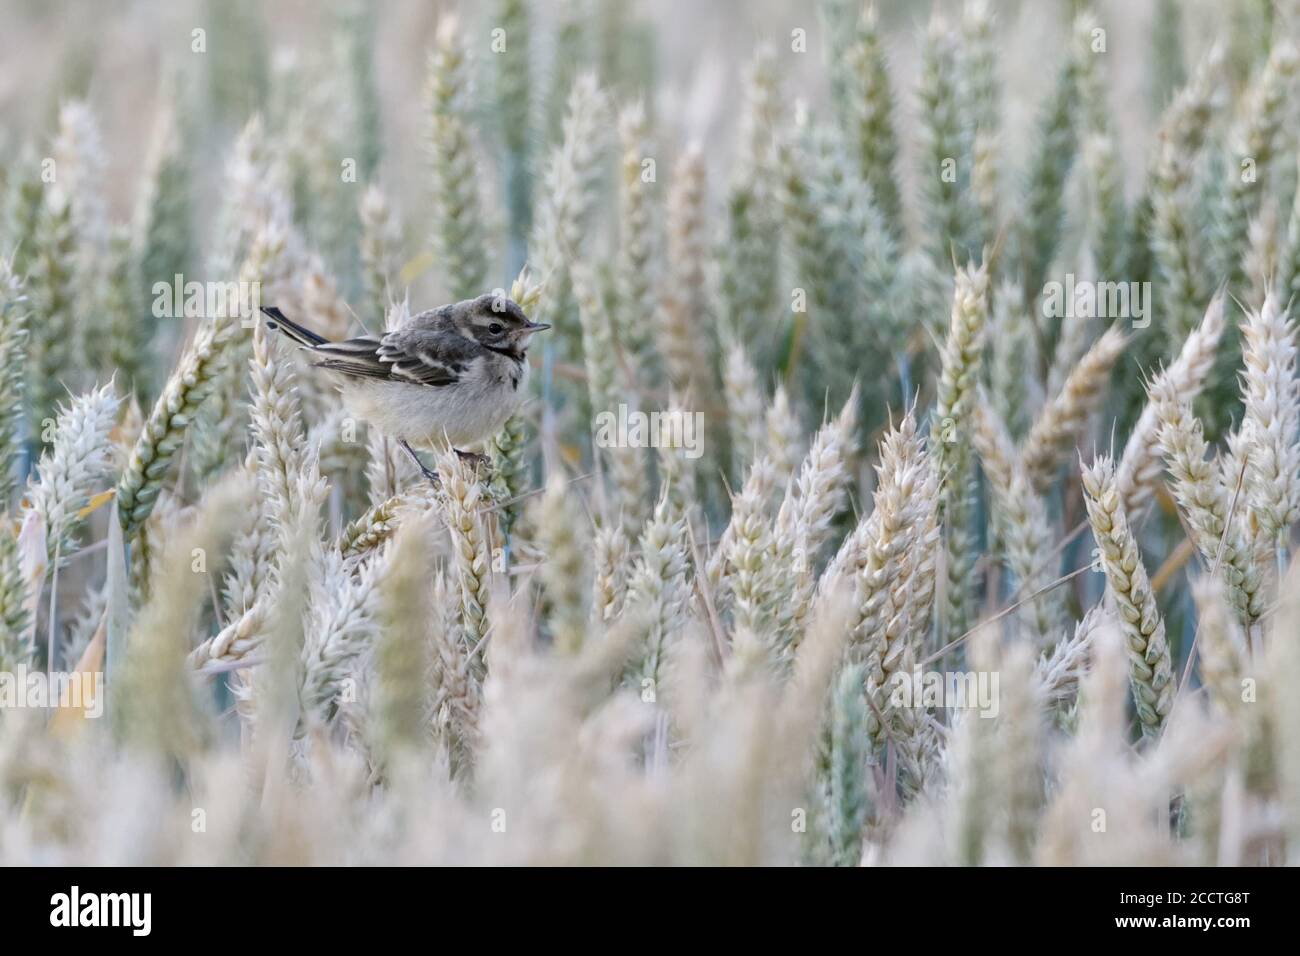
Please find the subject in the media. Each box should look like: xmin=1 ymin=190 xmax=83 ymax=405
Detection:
xmin=399 ymin=439 xmax=440 ymax=487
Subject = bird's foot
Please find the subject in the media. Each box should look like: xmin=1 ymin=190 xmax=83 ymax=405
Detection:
xmin=454 ymin=449 xmax=492 ymax=474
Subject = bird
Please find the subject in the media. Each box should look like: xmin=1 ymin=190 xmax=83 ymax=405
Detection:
xmin=259 ymin=294 xmax=549 ymax=483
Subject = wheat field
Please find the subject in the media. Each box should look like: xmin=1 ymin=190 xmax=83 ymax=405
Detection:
xmin=1 ymin=0 xmax=1299 ymax=866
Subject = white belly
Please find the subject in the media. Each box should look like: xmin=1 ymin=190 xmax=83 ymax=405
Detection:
xmin=338 ymin=358 xmax=527 ymax=449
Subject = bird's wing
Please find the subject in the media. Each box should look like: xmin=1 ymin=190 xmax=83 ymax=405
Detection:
xmin=310 ymin=329 xmax=476 ymax=388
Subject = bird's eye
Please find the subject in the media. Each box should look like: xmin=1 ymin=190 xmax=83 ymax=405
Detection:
xmin=489 ymin=323 xmax=504 ymax=335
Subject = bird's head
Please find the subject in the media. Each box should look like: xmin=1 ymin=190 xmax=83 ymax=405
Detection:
xmin=449 ymin=293 xmax=550 ymax=355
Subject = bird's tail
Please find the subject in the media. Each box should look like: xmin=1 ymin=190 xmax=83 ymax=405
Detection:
xmin=260 ymin=306 xmax=327 ymax=347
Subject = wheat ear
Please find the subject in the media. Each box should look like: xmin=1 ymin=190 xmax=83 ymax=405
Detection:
xmin=1021 ymin=325 xmax=1127 ymax=490
xmin=0 ymin=258 xmax=29 ymax=506
xmin=625 ymin=496 xmax=690 ymax=692
xmin=1117 ymin=290 xmax=1226 ymax=513
xmin=932 ymin=260 xmax=991 ymax=642
xmin=1080 ymin=454 xmax=1174 ymax=737
xmin=25 ymin=382 xmax=121 ymax=565
xmin=613 ymin=100 xmax=662 ymax=381
xmin=592 ymin=518 xmax=631 ymax=623
xmin=972 ymin=398 xmax=1061 ymax=644
xmin=1239 ymin=290 xmax=1300 ymax=543
xmin=436 ymin=448 xmax=494 ymax=659
xmin=424 ymin=15 xmax=490 ymax=300
xmin=1151 ymin=376 xmax=1264 ymax=625
xmin=532 ymin=471 xmax=591 ymax=653
xmin=1190 ymin=576 xmax=1249 ymax=715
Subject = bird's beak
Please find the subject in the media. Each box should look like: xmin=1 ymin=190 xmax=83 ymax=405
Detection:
xmin=524 ymin=321 xmax=551 ymax=332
